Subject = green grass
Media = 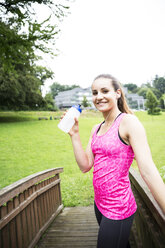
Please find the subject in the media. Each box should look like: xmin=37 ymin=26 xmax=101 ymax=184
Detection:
xmin=0 ymin=110 xmax=165 ymax=206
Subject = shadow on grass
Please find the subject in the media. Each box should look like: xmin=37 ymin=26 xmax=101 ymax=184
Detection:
xmin=0 ymin=116 xmax=37 ymax=123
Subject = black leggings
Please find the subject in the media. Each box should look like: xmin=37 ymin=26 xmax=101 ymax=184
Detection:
xmin=94 ymin=202 xmax=134 ymax=248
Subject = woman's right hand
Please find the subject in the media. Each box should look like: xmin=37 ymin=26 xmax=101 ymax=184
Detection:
xmin=59 ymin=111 xmax=79 ymax=137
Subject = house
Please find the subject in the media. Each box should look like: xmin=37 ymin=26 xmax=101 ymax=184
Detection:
xmin=55 ymin=87 xmax=94 ymax=108
xmin=123 ymin=87 xmax=145 ymax=110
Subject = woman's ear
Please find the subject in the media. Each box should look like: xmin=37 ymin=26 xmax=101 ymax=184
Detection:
xmin=116 ymin=89 xmax=121 ymax=99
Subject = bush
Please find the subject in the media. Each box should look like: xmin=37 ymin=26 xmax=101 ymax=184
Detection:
xmin=148 ymin=107 xmax=161 ymax=115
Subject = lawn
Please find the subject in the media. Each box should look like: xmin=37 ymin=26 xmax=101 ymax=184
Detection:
xmin=0 ymin=110 xmax=165 ymax=207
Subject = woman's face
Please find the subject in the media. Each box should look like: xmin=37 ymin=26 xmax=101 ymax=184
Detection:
xmin=91 ymin=77 xmax=121 ymax=113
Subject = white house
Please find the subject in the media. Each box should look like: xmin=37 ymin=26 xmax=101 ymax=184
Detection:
xmin=55 ymin=87 xmax=94 ymax=108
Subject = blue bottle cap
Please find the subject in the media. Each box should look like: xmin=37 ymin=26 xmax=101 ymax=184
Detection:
xmin=72 ymin=104 xmax=82 ymax=113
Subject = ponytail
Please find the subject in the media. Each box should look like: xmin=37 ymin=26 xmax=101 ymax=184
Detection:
xmin=94 ymin=74 xmax=133 ymax=114
xmin=117 ymin=89 xmax=133 ymax=114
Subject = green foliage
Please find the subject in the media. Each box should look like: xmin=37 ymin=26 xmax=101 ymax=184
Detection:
xmin=0 ymin=64 xmax=53 ymax=110
xmin=0 ymin=0 xmax=70 ymax=110
xmin=81 ymin=96 xmax=90 ymax=108
xmin=124 ymin=83 xmax=138 ymax=93
xmin=153 ymin=75 xmax=165 ymax=95
xmin=137 ymin=86 xmax=162 ymax=100
xmin=137 ymin=87 xmax=148 ymax=99
xmin=50 ymin=82 xmax=79 ymax=98
xmin=44 ymin=93 xmax=58 ymax=111
xmin=150 ymin=87 xmax=162 ymax=100
xmin=145 ymin=89 xmax=160 ymax=115
xmin=159 ymin=97 xmax=165 ymax=110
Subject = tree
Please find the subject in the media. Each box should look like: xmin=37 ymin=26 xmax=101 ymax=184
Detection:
xmin=44 ymin=93 xmax=58 ymax=111
xmin=0 ymin=64 xmax=53 ymax=110
xmin=137 ymin=88 xmax=148 ymax=99
xmin=81 ymin=96 xmax=90 ymax=108
xmin=159 ymin=97 xmax=165 ymax=110
xmin=150 ymin=87 xmax=162 ymax=100
xmin=152 ymin=75 xmax=165 ymax=95
xmin=0 ymin=0 xmax=70 ymax=71
xmin=50 ymin=82 xmax=79 ymax=98
xmin=0 ymin=0 xmax=70 ymax=110
xmin=124 ymin=83 xmax=138 ymax=93
xmin=145 ymin=89 xmax=160 ymax=115
xmin=137 ymin=86 xmax=162 ymax=100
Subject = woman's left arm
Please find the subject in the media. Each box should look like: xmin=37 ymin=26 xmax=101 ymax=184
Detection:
xmin=124 ymin=115 xmax=165 ymax=214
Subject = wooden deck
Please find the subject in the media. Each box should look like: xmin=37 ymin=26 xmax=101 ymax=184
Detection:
xmin=36 ymin=205 xmax=99 ymax=248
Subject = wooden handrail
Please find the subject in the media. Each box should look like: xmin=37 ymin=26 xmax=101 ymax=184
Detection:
xmin=0 ymin=168 xmax=63 ymax=248
xmin=129 ymin=167 xmax=165 ymax=248
xmin=0 ymin=168 xmax=63 ymax=206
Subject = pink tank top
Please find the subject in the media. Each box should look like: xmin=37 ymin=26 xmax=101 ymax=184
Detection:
xmin=91 ymin=113 xmax=137 ymax=220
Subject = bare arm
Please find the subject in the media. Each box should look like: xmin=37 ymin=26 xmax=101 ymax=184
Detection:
xmin=123 ymin=115 xmax=165 ymax=214
xmin=68 ymin=118 xmax=96 ymax=173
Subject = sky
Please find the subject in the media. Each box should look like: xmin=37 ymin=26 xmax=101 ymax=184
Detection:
xmin=39 ymin=0 xmax=165 ymax=95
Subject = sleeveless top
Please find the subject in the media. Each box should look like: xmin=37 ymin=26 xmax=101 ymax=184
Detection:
xmin=91 ymin=113 xmax=137 ymax=220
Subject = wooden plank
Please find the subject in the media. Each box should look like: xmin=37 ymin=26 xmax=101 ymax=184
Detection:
xmin=36 ymin=184 xmax=43 ymax=229
xmin=44 ymin=180 xmax=51 ymax=220
xmin=40 ymin=181 xmax=46 ymax=227
xmin=1 ymin=205 xmax=10 ymax=248
xmin=7 ymin=200 xmax=17 ymax=248
xmin=37 ymin=206 xmax=99 ymax=248
xmin=29 ymin=204 xmax=63 ymax=248
xmin=14 ymin=196 xmax=23 ymax=248
xmin=48 ymin=179 xmax=53 ymax=216
xmin=24 ymin=189 xmax=32 ymax=246
xmin=19 ymin=192 xmax=28 ymax=248
xmin=32 ymin=185 xmax=40 ymax=234
xmin=28 ymin=187 xmax=36 ymax=240
xmin=42 ymin=181 xmax=48 ymax=222
xmin=51 ymin=179 xmax=56 ymax=213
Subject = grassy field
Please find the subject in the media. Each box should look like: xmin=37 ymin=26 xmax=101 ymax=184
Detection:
xmin=0 ymin=110 xmax=165 ymax=207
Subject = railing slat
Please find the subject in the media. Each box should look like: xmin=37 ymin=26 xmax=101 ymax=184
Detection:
xmin=32 ymin=185 xmax=40 ymax=235
xmin=25 ymin=189 xmax=32 ymax=246
xmin=14 ymin=196 xmax=23 ymax=248
xmin=1 ymin=205 xmax=10 ymax=248
xmin=8 ymin=200 xmax=17 ymax=248
xmin=28 ymin=187 xmax=36 ymax=241
xmin=20 ymin=192 xmax=28 ymax=248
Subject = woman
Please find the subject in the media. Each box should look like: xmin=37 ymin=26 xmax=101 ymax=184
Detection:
xmin=65 ymin=74 xmax=165 ymax=248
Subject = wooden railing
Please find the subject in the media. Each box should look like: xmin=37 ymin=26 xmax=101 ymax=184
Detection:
xmin=129 ymin=167 xmax=165 ymax=248
xmin=1 ymin=167 xmax=164 ymax=248
xmin=0 ymin=167 xmax=63 ymax=248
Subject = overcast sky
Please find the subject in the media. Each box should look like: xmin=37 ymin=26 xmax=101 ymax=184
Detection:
xmin=39 ymin=0 xmax=165 ymax=94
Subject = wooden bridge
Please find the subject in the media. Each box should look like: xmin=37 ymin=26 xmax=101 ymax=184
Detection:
xmin=0 ymin=167 xmax=165 ymax=248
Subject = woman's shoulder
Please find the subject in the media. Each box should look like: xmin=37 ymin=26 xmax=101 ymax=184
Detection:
xmin=122 ymin=113 xmax=144 ymax=132
xmin=123 ymin=113 xmax=138 ymax=122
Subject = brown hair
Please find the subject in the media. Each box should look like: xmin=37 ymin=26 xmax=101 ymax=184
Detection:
xmin=94 ymin=74 xmax=133 ymax=114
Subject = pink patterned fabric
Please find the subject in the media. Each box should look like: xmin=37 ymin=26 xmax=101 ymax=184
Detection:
xmin=91 ymin=113 xmax=137 ymax=220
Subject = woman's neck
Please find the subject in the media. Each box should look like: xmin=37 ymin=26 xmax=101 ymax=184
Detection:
xmin=103 ymin=109 xmax=121 ymax=124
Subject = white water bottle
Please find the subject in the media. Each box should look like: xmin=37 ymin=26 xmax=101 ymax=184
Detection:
xmin=58 ymin=105 xmax=82 ymax=133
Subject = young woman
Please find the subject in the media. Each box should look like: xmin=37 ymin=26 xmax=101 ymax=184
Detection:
xmin=65 ymin=74 xmax=165 ymax=248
